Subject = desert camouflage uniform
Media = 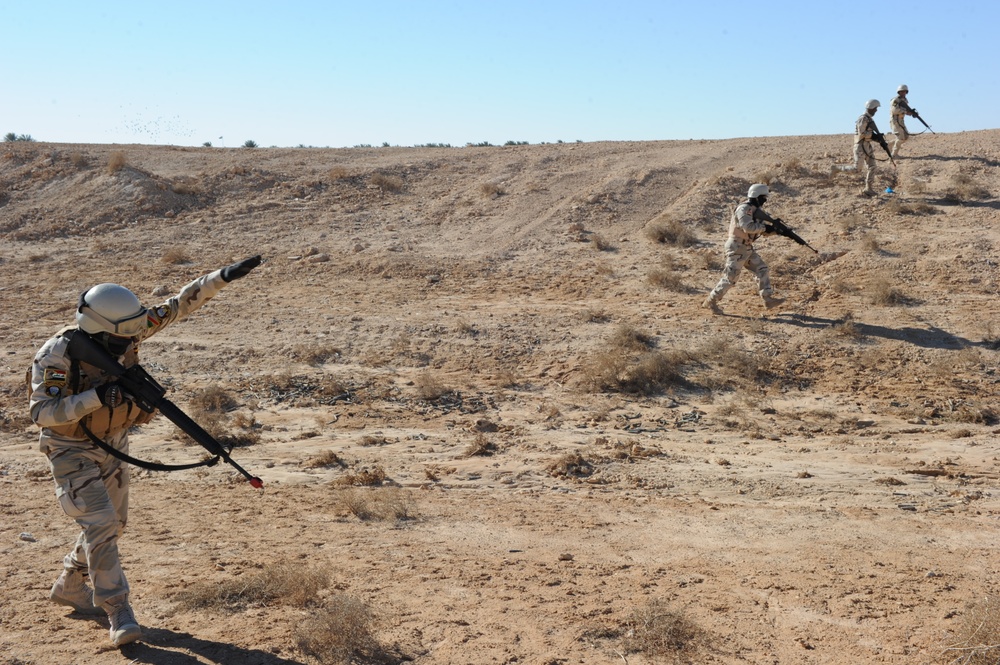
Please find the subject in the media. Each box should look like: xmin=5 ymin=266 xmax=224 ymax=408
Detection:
xmin=889 ymin=94 xmax=913 ymax=158
xmin=706 ymin=200 xmax=776 ymax=304
xmin=30 ymin=269 xmax=231 ymax=606
xmin=854 ymin=112 xmax=879 ymax=193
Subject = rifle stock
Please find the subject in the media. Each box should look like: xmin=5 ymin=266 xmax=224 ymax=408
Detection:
xmin=66 ymin=331 xmax=263 ymax=488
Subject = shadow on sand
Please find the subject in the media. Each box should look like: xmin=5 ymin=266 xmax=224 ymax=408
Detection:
xmin=770 ymin=313 xmax=990 ymax=350
xmin=115 ymin=627 xmax=306 ymax=665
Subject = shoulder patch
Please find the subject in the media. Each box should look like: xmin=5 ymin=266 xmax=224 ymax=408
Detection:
xmin=147 ymin=305 xmax=172 ymax=328
xmin=43 ymin=367 xmax=68 ymax=386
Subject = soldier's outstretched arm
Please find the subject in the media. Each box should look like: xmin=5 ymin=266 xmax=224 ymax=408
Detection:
xmin=139 ymin=255 xmax=263 ymax=341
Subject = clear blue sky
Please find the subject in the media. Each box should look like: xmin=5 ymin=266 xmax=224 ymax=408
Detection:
xmin=2 ymin=1 xmax=995 ymax=147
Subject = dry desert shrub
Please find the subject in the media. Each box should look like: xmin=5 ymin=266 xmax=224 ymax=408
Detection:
xmin=327 ymin=165 xmax=350 ymax=180
xmin=107 ymin=151 xmax=126 ymax=174
xmin=858 ymin=232 xmax=881 ymax=253
xmin=161 ymin=245 xmax=192 ymax=265
xmin=824 ymin=312 xmax=862 ymax=339
xmin=942 ymin=594 xmax=1000 ymax=664
xmin=304 ymin=449 xmax=346 ymax=468
xmin=190 ymin=385 xmax=240 ymax=413
xmin=336 ymin=486 xmax=415 ymax=521
xmin=370 ymin=172 xmax=403 ymax=193
xmin=753 ymin=169 xmax=778 ymax=185
xmin=581 ymin=308 xmax=612 ymax=323
xmin=296 ymin=594 xmax=383 ymax=665
xmin=462 ymin=433 xmax=497 ymax=457
xmin=591 ymin=234 xmax=616 ymax=251
xmin=944 ymin=172 xmax=990 ymax=202
xmin=290 ymin=343 xmax=343 ymax=367
xmin=546 ymin=452 xmax=593 ymax=478
xmin=173 ymin=562 xmax=329 ymax=611
xmin=334 ymin=465 xmax=388 ymax=487
xmin=865 ymin=275 xmax=907 ymax=306
xmin=171 ymin=177 xmax=202 ymax=196
xmin=623 ymin=597 xmax=705 ymax=661
xmin=479 ymin=181 xmax=505 ymax=198
xmin=69 ymin=151 xmax=88 ymax=168
xmin=610 ymin=324 xmax=656 ymax=352
xmin=838 ymin=212 xmax=866 ymax=233
xmin=414 ymin=372 xmax=451 ymax=401
xmin=645 ymin=217 xmax=698 ymax=247
xmin=647 ymin=257 xmax=689 ymax=292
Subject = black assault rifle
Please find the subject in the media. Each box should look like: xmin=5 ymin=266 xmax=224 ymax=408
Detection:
xmin=871 ymin=125 xmax=896 ymax=167
xmin=67 ymin=330 xmax=263 ymax=488
xmin=766 ymin=218 xmax=818 ymax=254
xmin=910 ymin=108 xmax=934 ymax=133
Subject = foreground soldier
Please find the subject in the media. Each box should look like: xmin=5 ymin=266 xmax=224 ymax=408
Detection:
xmin=890 ymin=84 xmax=916 ymax=158
xmin=29 ymin=255 xmax=261 ymax=647
xmin=702 ymin=184 xmax=785 ymax=313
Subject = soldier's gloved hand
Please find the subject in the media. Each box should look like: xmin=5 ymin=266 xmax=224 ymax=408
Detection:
xmin=96 ymin=383 xmax=124 ymax=408
xmin=221 ymin=255 xmax=262 ymax=282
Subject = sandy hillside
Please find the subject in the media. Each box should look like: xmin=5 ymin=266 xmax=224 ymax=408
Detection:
xmin=2 ymin=130 xmax=1000 ymax=665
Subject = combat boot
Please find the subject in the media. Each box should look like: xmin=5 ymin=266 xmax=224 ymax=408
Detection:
xmin=701 ymin=294 xmax=722 ymax=314
xmin=50 ymin=569 xmax=103 ymax=615
xmin=104 ymin=594 xmax=142 ymax=647
xmin=762 ymin=295 xmax=785 ymax=310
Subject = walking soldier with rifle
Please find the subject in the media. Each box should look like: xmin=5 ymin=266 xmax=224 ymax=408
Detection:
xmin=702 ymin=184 xmax=806 ymax=314
xmin=890 ymin=84 xmax=932 ymax=158
xmin=28 ymin=255 xmax=262 ymax=647
xmin=854 ymin=99 xmax=895 ymax=196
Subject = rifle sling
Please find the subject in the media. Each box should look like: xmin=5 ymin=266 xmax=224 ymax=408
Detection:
xmin=79 ymin=421 xmax=220 ymax=472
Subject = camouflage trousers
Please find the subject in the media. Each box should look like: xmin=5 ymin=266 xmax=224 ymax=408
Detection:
xmin=890 ymin=120 xmax=909 ymax=158
xmin=43 ymin=436 xmax=130 ymax=607
xmin=707 ymin=238 xmax=773 ymax=302
xmin=853 ymin=141 xmax=877 ymax=191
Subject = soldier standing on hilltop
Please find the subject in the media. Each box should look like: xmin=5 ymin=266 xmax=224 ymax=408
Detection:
xmin=890 ymin=84 xmax=917 ymax=158
xmin=29 ymin=255 xmax=261 ymax=647
xmin=702 ymin=184 xmax=786 ymax=314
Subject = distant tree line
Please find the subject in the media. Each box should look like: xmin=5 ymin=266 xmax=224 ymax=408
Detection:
xmin=4 ymin=132 xmax=36 ymax=142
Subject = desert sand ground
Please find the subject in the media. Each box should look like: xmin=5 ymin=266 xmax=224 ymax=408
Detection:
xmin=1 ymin=129 xmax=999 ymax=664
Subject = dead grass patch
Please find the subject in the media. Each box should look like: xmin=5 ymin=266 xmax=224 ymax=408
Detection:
xmin=859 ymin=232 xmax=881 ymax=253
xmin=370 ymin=172 xmax=404 ymax=193
xmin=623 ymin=597 xmax=705 ymax=661
xmin=838 ymin=212 xmax=866 ymax=234
xmin=462 ymin=433 xmax=497 ymax=457
xmin=161 ymin=246 xmax=192 ymax=265
xmin=591 ymin=234 xmax=616 ymax=252
xmin=107 ymin=151 xmax=126 ymax=174
xmin=333 ymin=465 xmax=389 ymax=487
xmin=546 ymin=452 xmax=593 ymax=478
xmin=645 ymin=217 xmax=698 ymax=247
xmin=414 ymin=372 xmax=451 ymax=401
xmin=942 ymin=594 xmax=1000 ymax=664
xmin=173 ymin=562 xmax=329 ymax=611
xmin=335 ymin=486 xmax=415 ymax=521
xmin=303 ymin=449 xmax=346 ymax=468
xmin=289 ymin=343 xmax=343 ymax=366
xmin=296 ymin=594 xmax=386 ymax=665
xmin=479 ymin=182 xmax=505 ymax=198
xmin=944 ymin=173 xmax=990 ymax=202
xmin=327 ymin=165 xmax=350 ymax=180
xmin=865 ymin=276 xmax=907 ymax=306
xmin=609 ymin=324 xmax=656 ymax=352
